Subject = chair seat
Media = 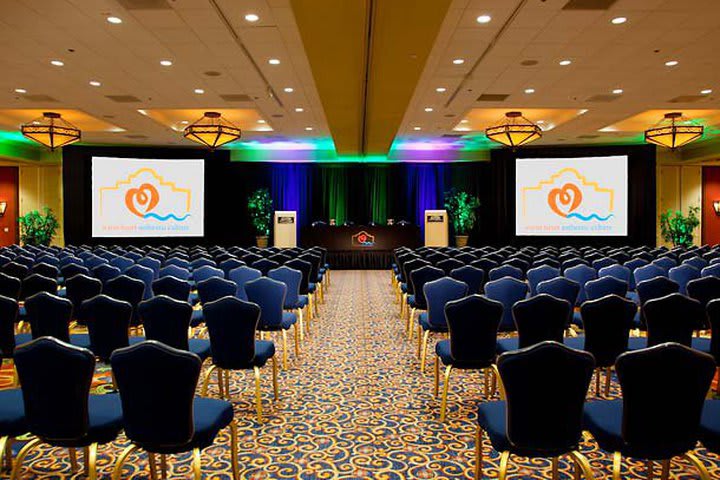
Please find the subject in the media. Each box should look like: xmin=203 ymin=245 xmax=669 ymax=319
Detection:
xmin=190 ymin=309 xmax=204 ymax=327
xmin=51 ymin=394 xmax=123 ymax=448
xmin=294 ymin=295 xmax=309 ymax=309
xmin=563 ymin=336 xmax=585 ymax=350
xmin=418 ymin=312 xmax=446 ymax=333
xmin=435 ymin=340 xmax=492 ymax=369
xmin=407 ymin=294 xmax=416 ymax=308
xmin=496 ymin=337 xmax=519 ymax=354
xmin=261 ymin=312 xmax=297 ymax=331
xmin=145 ymin=397 xmax=233 ymax=454
xmin=128 ymin=336 xmax=147 ymax=346
xmin=572 ymin=310 xmax=583 ymax=328
xmin=14 ymin=333 xmax=91 ymax=350
xmin=700 ymin=400 xmax=720 ymax=454
xmin=400 ymin=283 xmax=407 ymax=293
xmin=627 ymin=291 xmax=640 ymax=304
xmin=252 ymin=340 xmax=275 ymax=367
xmin=308 ymin=283 xmax=316 ymax=293
xmin=0 ymin=389 xmax=26 ymax=437
xmin=189 ymin=292 xmax=199 ymax=304
xmin=188 ymin=339 xmax=211 ymax=361
xmin=57 ymin=288 xmax=66 ymax=298
xmin=627 ymin=337 xmax=647 ymax=351
xmin=691 ymin=337 xmax=711 ymax=355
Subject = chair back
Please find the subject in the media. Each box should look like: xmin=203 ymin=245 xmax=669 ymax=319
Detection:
xmin=139 ymin=296 xmax=192 ymax=350
xmin=245 ymin=277 xmax=286 ymax=329
xmin=0 ymin=295 xmax=18 ymax=357
xmin=126 ymin=264 xmax=155 ymax=300
xmin=25 ymin=292 xmax=73 ymax=342
xmin=137 ymin=257 xmax=161 ymax=279
xmin=15 ymin=337 xmax=94 ymax=442
xmin=197 ymin=277 xmax=238 ymax=304
xmin=668 ymin=264 xmax=700 ymax=295
xmin=251 ymin=259 xmax=280 ymax=276
xmin=488 ymin=264 xmax=524 ymax=282
xmin=585 ymin=276 xmax=628 ymax=302
xmin=65 ymin=274 xmax=102 ymax=315
xmin=92 ymin=264 xmax=121 ymax=285
xmin=228 ymin=266 xmax=262 ymax=301
xmin=437 ymin=258 xmax=464 ymax=275
xmin=159 ymin=265 xmax=190 ymax=281
xmin=268 ymin=266 xmax=302 ymax=309
xmin=0 ymin=272 xmax=21 ymax=300
xmin=409 ymin=266 xmax=444 ymax=310
xmin=536 ymin=277 xmax=580 ymax=311
xmin=580 ymin=295 xmax=636 ymax=367
xmin=21 ymin=274 xmax=57 ymax=301
xmin=598 ymin=264 xmax=631 ymax=285
xmin=424 ymin=277 xmax=468 ymax=329
xmin=204 ymin=296 xmax=260 ymax=368
xmin=512 ymin=294 xmax=570 ymax=348
xmin=499 ymin=341 xmax=594 ymax=453
xmin=705 ymin=299 xmax=720 ymax=363
xmin=219 ymin=258 xmax=245 ymax=277
xmin=151 ymin=276 xmax=191 ymax=302
xmin=449 ymin=265 xmax=484 ymax=294
xmin=592 ymin=257 xmax=617 ymax=271
xmin=636 ymin=276 xmax=679 ymax=306
xmin=616 ymin=343 xmax=715 ymax=458
xmin=643 ymin=293 xmax=704 ymax=347
xmin=527 ymin=265 xmax=560 ymax=296
xmin=402 ymin=258 xmax=431 ymax=293
xmin=564 ymin=264 xmax=597 ymax=305
xmin=484 ymin=277 xmax=528 ymax=332
xmin=683 ymin=256 xmax=708 ymax=271
xmin=104 ymin=275 xmax=145 ymax=325
xmin=635 ymin=263 xmax=667 ymax=286
xmin=111 ymin=341 xmax=199 ymax=448
xmin=446 ymin=295 xmax=502 ymax=365
xmin=83 ymin=294 xmax=133 ymax=362
xmin=701 ymin=263 xmax=720 ymax=279
xmin=285 ymin=259 xmax=312 ymax=295
xmin=32 ymin=262 xmax=58 ymax=279
xmin=109 ymin=256 xmax=134 ymax=272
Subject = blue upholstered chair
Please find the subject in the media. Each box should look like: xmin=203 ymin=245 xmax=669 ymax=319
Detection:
xmin=83 ymin=255 xmax=108 ymax=271
xmin=0 ymin=384 xmax=26 ymax=471
xmin=193 ymin=265 xmax=224 ymax=286
xmin=497 ymin=294 xmax=571 ymax=354
xmin=20 ymin=273 xmax=57 ymax=301
xmin=109 ymin=256 xmax=134 ymax=273
xmin=197 ymin=277 xmax=238 ymax=305
xmin=11 ymin=337 xmax=123 ymax=480
xmin=164 ymin=257 xmax=191 ymax=271
xmin=31 ymin=262 xmax=58 ymax=280
xmin=61 ymin=263 xmax=91 ymax=282
xmin=640 ymin=293 xmax=705 ymax=348
xmin=635 ymin=263 xmax=667 ymax=286
xmin=152 ymin=276 xmax=191 ymax=302
xmin=527 ymin=265 xmax=560 ymax=296
xmin=592 ymin=257 xmax=617 ymax=271
xmin=417 ymin=277 xmax=468 ymax=373
xmin=0 ymin=273 xmax=21 ymax=301
xmin=138 ymin=295 xmax=211 ymax=361
xmin=159 ymin=265 xmax=191 ymax=281
xmin=488 ymin=264 xmax=524 ymax=282
xmin=583 ymin=343 xmax=715 ymax=480
xmin=475 ymin=341 xmax=595 ymax=480
xmin=435 ymin=295 xmax=502 ymax=421
xmin=251 ymin=259 xmax=280 ymax=276
xmin=598 ymin=263 xmax=631 ymax=286
xmin=652 ymin=256 xmax=677 ymax=272
xmin=701 ymin=262 xmax=720 ymax=279
xmin=126 ymin=264 xmax=155 ymax=301
xmin=450 ymin=265 xmax=484 ymax=294
xmin=700 ymin=400 xmax=720 ymax=460
xmin=536 ymin=277 xmax=581 ymax=326
xmin=484 ymin=277 xmax=528 ymax=332
xmin=668 ymin=264 xmax=700 ymax=295
xmin=245 ymin=277 xmax=298 ymax=370
xmin=23 ymin=292 xmax=90 ymax=348
xmin=565 ymin=264 xmax=597 ymax=305
xmin=437 ymin=258 xmax=464 ymax=275
xmin=219 ymin=258 xmax=245 ymax=277
xmin=203 ymin=296 xmax=278 ymax=423
xmin=565 ymin=294 xmax=636 ymax=396
xmin=683 ymin=256 xmax=708 ymax=272
xmin=407 ymin=266 xmax=444 ymax=339
xmin=104 ymin=275 xmax=146 ymax=327
xmin=65 ymin=274 xmax=102 ymax=324
xmin=269 ymin=266 xmax=308 ymax=338
xmin=110 ymin=341 xmax=238 ymax=480
xmin=82 ymin=294 xmax=142 ymax=363
xmin=92 ymin=263 xmax=122 ymax=285
xmin=137 ymin=256 xmax=161 ymax=279
xmin=228 ymin=266 xmax=262 ymax=302
xmin=585 ymin=276 xmax=628 ymax=302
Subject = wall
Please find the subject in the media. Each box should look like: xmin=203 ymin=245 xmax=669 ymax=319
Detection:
xmin=702 ymin=167 xmax=720 ymax=245
xmin=0 ymin=167 xmax=18 ymax=246
xmin=18 ymin=165 xmax=64 ymax=246
xmin=656 ymin=165 xmax=702 ymax=247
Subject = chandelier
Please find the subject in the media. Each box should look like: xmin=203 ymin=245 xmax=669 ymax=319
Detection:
xmin=183 ymin=111 xmax=242 ymax=149
xmin=21 ymin=112 xmax=81 ymax=150
xmin=485 ymin=111 xmax=542 ymax=148
xmin=644 ymin=112 xmax=704 ymax=149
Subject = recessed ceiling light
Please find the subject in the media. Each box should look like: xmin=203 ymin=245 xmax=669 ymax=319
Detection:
xmin=268 ymin=58 xmax=280 ymax=65
xmin=50 ymin=60 xmax=64 ymax=67
xmin=701 ymin=89 xmax=713 ymax=94
xmin=194 ymin=88 xmax=205 ymax=94
xmin=460 ymin=119 xmax=469 ymax=124
xmin=612 ymin=88 xmax=623 ymax=94
xmin=413 ymin=126 xmax=421 ymax=131
xmin=89 ymin=80 xmax=101 ymax=87
xmin=14 ymin=88 xmax=26 ymax=94
xmin=559 ymin=59 xmax=572 ymax=66
xmin=305 ymin=126 xmax=313 ymax=131
xmin=452 ymin=58 xmax=465 ymax=65
xmin=106 ymin=16 xmax=122 ymax=24
xmin=180 ymin=120 xmax=189 ymax=124
xmin=524 ymin=88 xmax=535 ymax=94
xmin=160 ymin=60 xmax=173 ymax=66
xmin=283 ymin=87 xmax=294 ymax=93
xmin=295 ymin=107 xmax=304 ymax=112
xmin=536 ymin=120 xmax=545 ymax=124
xmin=665 ymin=60 xmax=679 ymax=67
xmin=611 ymin=16 xmax=627 ymax=25
xmin=476 ymin=14 xmax=492 ymax=24
xmin=258 ymin=119 xmax=266 ymax=124
xmin=436 ymin=87 xmax=447 ymax=93
xmin=424 ymin=107 xmax=434 ymax=112
xmin=244 ymin=13 xmax=260 ymax=22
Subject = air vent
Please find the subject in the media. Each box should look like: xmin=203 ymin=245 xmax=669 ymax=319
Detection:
xmin=125 ymin=134 xmax=148 ymax=139
xmin=520 ymin=59 xmax=539 ymax=66
xmin=204 ymin=71 xmax=222 ymax=77
xmin=476 ymin=94 xmax=510 ymax=102
xmin=106 ymin=95 xmax=142 ymax=103
xmin=271 ymin=114 xmax=284 ymax=118
xmin=116 ymin=0 xmax=170 ymax=10
xmin=577 ymin=135 xmax=599 ymax=139
xmin=668 ymin=95 xmax=705 ymax=103
xmin=219 ymin=94 xmax=252 ymax=102
xmin=562 ymin=0 xmax=617 ymax=10
xmin=586 ymin=94 xmax=619 ymax=103
xmin=442 ymin=134 xmax=465 ymax=138
xmin=23 ymin=94 xmax=58 ymax=102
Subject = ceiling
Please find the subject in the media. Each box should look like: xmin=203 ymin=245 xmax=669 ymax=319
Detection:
xmin=1 ymin=0 xmax=720 ymax=160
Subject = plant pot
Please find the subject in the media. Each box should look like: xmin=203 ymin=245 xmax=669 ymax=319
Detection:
xmin=255 ymin=236 xmax=269 ymax=248
xmin=455 ymin=235 xmax=469 ymax=247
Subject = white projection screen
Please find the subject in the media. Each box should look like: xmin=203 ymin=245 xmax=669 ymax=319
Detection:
xmin=91 ymin=157 xmax=205 ymax=238
xmin=515 ymin=156 xmax=628 ymax=237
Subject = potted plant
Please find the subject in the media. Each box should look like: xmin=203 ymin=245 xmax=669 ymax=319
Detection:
xmin=443 ymin=188 xmax=481 ymax=247
xmin=660 ymin=206 xmax=700 ymax=247
xmin=18 ymin=207 xmax=60 ymax=246
xmin=248 ymin=188 xmax=273 ymax=248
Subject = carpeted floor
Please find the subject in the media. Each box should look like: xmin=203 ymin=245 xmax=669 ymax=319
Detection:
xmin=8 ymin=270 xmax=720 ymax=478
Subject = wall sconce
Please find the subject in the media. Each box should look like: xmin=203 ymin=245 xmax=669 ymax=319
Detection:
xmin=714 ymin=200 xmax=720 ymax=216
xmin=0 ymin=202 xmax=7 ymax=217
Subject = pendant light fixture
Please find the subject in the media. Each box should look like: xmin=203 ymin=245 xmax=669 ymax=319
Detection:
xmin=644 ymin=112 xmax=704 ymax=149
xmin=183 ymin=111 xmax=242 ymax=149
xmin=21 ymin=112 xmax=81 ymax=150
xmin=485 ymin=111 xmax=542 ymax=148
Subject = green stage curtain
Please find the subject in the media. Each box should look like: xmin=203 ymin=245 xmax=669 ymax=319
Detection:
xmin=319 ymin=167 xmax=348 ymax=225
xmin=365 ymin=167 xmax=388 ymax=224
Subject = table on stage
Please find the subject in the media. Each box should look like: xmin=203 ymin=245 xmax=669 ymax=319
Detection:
xmin=301 ymin=225 xmax=421 ymax=269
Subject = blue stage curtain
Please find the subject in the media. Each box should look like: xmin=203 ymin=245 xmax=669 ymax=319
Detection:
xmin=404 ymin=164 xmax=446 ymax=235
xmin=271 ymin=163 xmax=312 ymax=232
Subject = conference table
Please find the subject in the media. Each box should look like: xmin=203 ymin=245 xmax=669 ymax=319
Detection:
xmin=301 ymin=224 xmax=421 ymax=269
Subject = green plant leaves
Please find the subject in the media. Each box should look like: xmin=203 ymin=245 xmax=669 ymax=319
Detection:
xmin=659 ymin=205 xmax=700 ymax=247
xmin=18 ymin=207 xmax=59 ymax=246
xmin=248 ymin=188 xmax=273 ymax=236
xmin=443 ymin=188 xmax=481 ymax=235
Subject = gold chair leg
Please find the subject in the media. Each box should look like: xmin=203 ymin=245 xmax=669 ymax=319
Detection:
xmin=297 ymin=308 xmax=304 ymax=343
xmin=552 ymin=457 xmax=559 ymax=480
xmin=254 ymin=366 xmax=264 ymax=423
xmin=192 ymin=448 xmax=201 ymax=480
xmin=69 ymin=447 xmax=79 ymax=471
xmin=160 ymin=454 xmax=167 ymax=480
xmin=10 ymin=438 xmax=41 ymax=480
xmin=86 ymin=443 xmax=98 ymax=480
xmin=498 ymin=451 xmax=511 ymax=480
xmin=604 ymin=367 xmax=612 ymax=398
xmin=229 ymin=422 xmax=240 ymax=480
xmin=282 ymin=330 xmax=288 ymax=370
xmin=474 ymin=427 xmax=483 ymax=480
xmin=647 ymin=459 xmax=654 ymax=480
xmin=684 ymin=452 xmax=711 ymax=480
xmin=569 ymin=450 xmax=596 ymax=480
xmin=420 ymin=330 xmax=430 ymax=373
xmin=0 ymin=436 xmax=10 ymax=472
xmin=595 ymin=370 xmax=600 ymax=396
xmin=440 ymin=365 xmax=453 ymax=422
xmin=433 ymin=355 xmax=439 ymax=397
xmin=417 ymin=324 xmax=422 ymax=357
xmin=293 ymin=323 xmax=300 ymax=357
xmin=148 ymin=453 xmax=158 ymax=480
xmin=612 ymin=452 xmax=622 ymax=480
xmin=659 ymin=459 xmax=670 ymax=480
xmin=224 ymin=369 xmax=231 ymax=400
xmin=217 ymin=368 xmax=225 ymax=400
xmin=272 ymin=356 xmax=279 ymax=401
xmin=111 ymin=444 xmax=138 ymax=480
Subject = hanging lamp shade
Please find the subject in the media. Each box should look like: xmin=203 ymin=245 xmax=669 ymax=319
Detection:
xmin=21 ymin=112 xmax=81 ymax=150
xmin=644 ymin=112 xmax=704 ymax=149
xmin=183 ymin=111 xmax=242 ymax=149
xmin=485 ymin=111 xmax=542 ymax=148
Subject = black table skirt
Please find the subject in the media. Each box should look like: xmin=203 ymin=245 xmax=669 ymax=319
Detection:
xmin=327 ymin=251 xmax=394 ymax=270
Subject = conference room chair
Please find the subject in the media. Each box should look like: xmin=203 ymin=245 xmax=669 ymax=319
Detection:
xmin=449 ymin=265 xmax=484 ymax=295
xmin=564 ymin=264 xmax=598 ymax=306
xmin=245 ymin=277 xmax=298 ymax=370
xmin=585 ymin=276 xmax=628 ymax=302
xmin=65 ymin=274 xmax=103 ymax=325
xmin=536 ymin=277 xmax=582 ymax=327
xmin=699 ymin=399 xmax=720 ymax=467
xmin=640 ymin=293 xmax=705 ymax=349
xmin=484 ymin=277 xmax=528 ymax=333
xmin=635 ymin=277 xmax=680 ymax=330
xmin=455 ymin=252 xmax=478 ymax=264
xmin=592 ymin=257 xmax=618 ymax=271
xmin=639 ymin=263 xmax=670 ymax=286
xmin=668 ymin=264 xmax=701 ymax=295
xmin=564 ymin=294 xmax=636 ymax=397
xmin=437 ymin=258 xmax=464 ymax=276
xmin=164 ymin=257 xmax=191 ymax=271
xmin=152 ymin=275 xmax=192 ymax=302
xmin=0 ymin=273 xmax=21 ymax=301
xmin=251 ymin=259 xmax=280 ymax=277
xmin=219 ymin=258 xmax=245 ymax=277
xmin=83 ymin=294 xmax=143 ymax=364
xmin=598 ymin=263 xmax=632 ymax=286
xmin=11 ymin=337 xmax=123 ymax=480
xmin=285 ymin=258 xmax=315 ymax=321
xmin=197 ymin=277 xmax=238 ymax=305
xmin=31 ymin=262 xmax=58 ymax=280
xmin=426 ymin=251 xmax=449 ymax=265
xmin=136 ymin=257 xmax=162 ymax=279
xmin=687 ymin=276 xmax=720 ymax=314
xmin=268 ymin=266 xmax=308 ymax=338
xmin=159 ymin=264 xmax=191 ymax=282
xmin=695 ymin=299 xmax=720 ymax=393
xmin=83 ymin=255 xmax=109 ymax=271
xmin=475 ymin=341 xmax=595 ymax=480
xmin=0 ymin=379 xmax=26 ymax=471
xmin=683 ymin=256 xmax=708 ymax=272
xmin=60 ymin=255 xmax=83 ymax=268
xmin=502 ymin=258 xmax=529 ymax=274
xmin=138 ymin=295 xmax=211 ymax=361
xmin=299 ymin=253 xmax=324 ymax=301
xmin=470 ymin=258 xmax=499 ymax=278
xmin=36 ymin=254 xmax=59 ymax=267
xmin=268 ymin=253 xmax=292 ymax=265
xmin=108 ymin=256 xmax=133 ymax=273
xmin=624 ymin=258 xmax=649 ymax=289
xmin=193 ymin=265 xmax=224 ymax=286
xmin=19 ymin=273 xmax=57 ymax=313
xmin=125 ymin=264 xmax=155 ymax=301
xmin=190 ymin=258 xmax=217 ymax=272
xmin=110 ymin=341 xmax=239 ymax=480
xmin=407 ymin=266 xmax=444 ymax=339
xmin=527 ymin=265 xmax=560 ymax=296
xmin=22 ymin=291 xmax=91 ymax=348
xmin=488 ymin=264 xmax=524 ymax=282
xmin=92 ymin=263 xmax=122 ymax=285
xmin=435 ymin=295 xmax=502 ymax=422
xmin=561 ymin=257 xmax=589 ymax=273
xmin=228 ymin=265 xmax=263 ymax=302
xmin=399 ymin=258 xmax=430 ymax=313
xmin=417 ymin=277 xmax=468 ymax=373
xmin=10 ymin=257 xmax=31 ymax=271
xmin=609 ymin=251 xmax=631 ymax=265
xmin=533 ymin=257 xmax=561 ymax=269
xmin=583 ymin=343 xmax=715 ymax=480
xmin=103 ymin=274 xmax=146 ymax=328
xmin=203 ymin=296 xmax=278 ymax=423
xmin=239 ymin=253 xmax=263 ymax=266
xmin=701 ymin=263 xmax=720 ymax=279
xmin=61 ymin=263 xmax=91 ymax=282
xmin=497 ymin=294 xmax=571 ymax=354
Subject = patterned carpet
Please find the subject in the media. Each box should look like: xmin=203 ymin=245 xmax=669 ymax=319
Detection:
xmin=6 ymin=270 xmax=720 ymax=478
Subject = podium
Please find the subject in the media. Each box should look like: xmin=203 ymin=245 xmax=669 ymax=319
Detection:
xmin=424 ymin=210 xmax=448 ymax=247
xmin=273 ymin=211 xmax=297 ymax=247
